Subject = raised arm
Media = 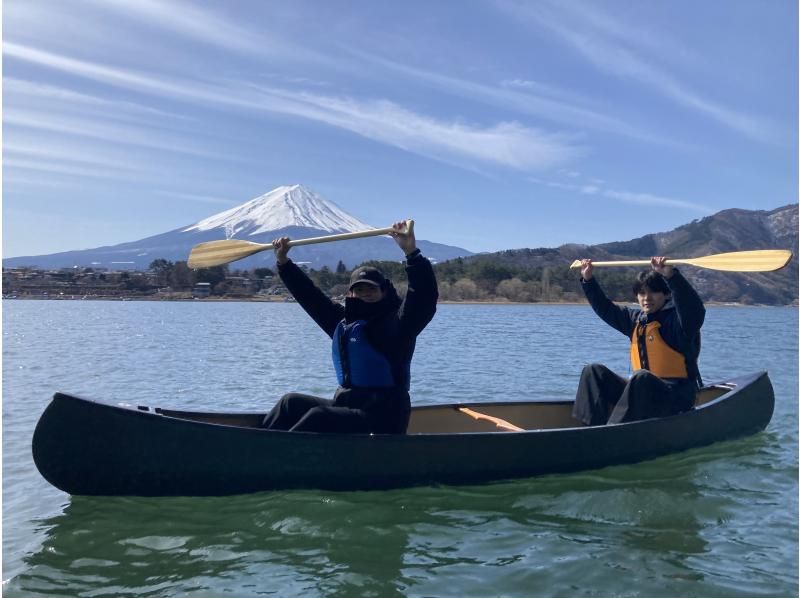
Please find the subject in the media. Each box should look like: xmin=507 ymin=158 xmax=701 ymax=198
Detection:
xmin=580 ymin=259 xmax=636 ymax=337
xmin=663 ymin=270 xmax=705 ymax=338
xmin=390 ymin=221 xmax=438 ymax=337
xmin=274 ymin=237 xmax=344 ymax=337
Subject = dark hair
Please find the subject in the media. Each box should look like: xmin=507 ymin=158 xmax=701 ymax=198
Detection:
xmin=632 ymin=271 xmax=670 ymax=296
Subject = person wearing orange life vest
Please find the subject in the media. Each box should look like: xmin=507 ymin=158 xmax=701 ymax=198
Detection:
xmin=572 ymin=256 xmax=705 ymax=426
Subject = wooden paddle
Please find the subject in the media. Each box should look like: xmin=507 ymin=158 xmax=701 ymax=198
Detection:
xmin=188 ymin=220 xmax=414 ymax=268
xmin=568 ymin=249 xmax=793 ymax=273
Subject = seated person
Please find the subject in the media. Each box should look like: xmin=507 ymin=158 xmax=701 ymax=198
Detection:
xmin=261 ymin=221 xmax=438 ymax=434
xmin=573 ymin=256 xmax=705 ymax=425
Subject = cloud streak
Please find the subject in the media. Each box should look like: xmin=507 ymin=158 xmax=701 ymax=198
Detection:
xmin=342 ymin=49 xmax=670 ymax=145
xmin=4 ymin=107 xmax=222 ymax=159
xmin=4 ymin=77 xmax=190 ymax=122
xmin=497 ymin=0 xmax=781 ymax=144
xmin=3 ymin=157 xmax=139 ymax=181
xmin=4 ymin=140 xmax=143 ymax=172
xmin=5 ymin=42 xmax=583 ymax=172
xmin=530 ymin=175 xmax=712 ymax=213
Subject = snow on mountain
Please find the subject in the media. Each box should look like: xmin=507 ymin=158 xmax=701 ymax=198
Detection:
xmin=1 ymin=183 xmax=475 ymax=270
xmin=183 ymin=184 xmax=373 ymax=238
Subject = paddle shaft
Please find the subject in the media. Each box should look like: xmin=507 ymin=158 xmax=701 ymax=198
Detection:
xmin=568 ymin=249 xmax=792 ymax=273
xmin=277 ymin=224 xmax=406 ymax=250
xmin=188 ymin=220 xmax=414 ymax=268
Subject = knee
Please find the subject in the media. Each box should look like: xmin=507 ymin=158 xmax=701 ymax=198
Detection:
xmin=629 ymin=369 xmax=657 ymax=387
xmin=580 ymin=363 xmax=607 ymax=379
xmin=280 ymin=392 xmax=304 ymax=401
xmin=630 ymin=369 xmax=654 ymax=381
xmin=279 ymin=393 xmax=305 ymax=408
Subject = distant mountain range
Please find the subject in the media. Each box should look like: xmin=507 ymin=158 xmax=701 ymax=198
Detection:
xmin=2 ymin=185 xmax=474 ymax=270
xmin=463 ymin=203 xmax=798 ymax=305
xmin=4 ymin=186 xmax=796 ymax=303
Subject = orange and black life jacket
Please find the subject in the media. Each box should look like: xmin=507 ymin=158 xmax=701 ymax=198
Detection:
xmin=630 ymin=321 xmax=689 ymax=379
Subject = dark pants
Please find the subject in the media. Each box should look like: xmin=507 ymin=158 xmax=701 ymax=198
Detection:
xmin=261 ymin=387 xmax=410 ymax=434
xmin=572 ymin=363 xmax=696 ymax=426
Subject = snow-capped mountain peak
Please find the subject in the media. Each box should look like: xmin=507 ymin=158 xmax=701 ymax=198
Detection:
xmin=183 ymin=184 xmax=373 ymax=238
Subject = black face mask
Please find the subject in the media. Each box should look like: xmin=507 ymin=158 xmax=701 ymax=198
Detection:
xmin=343 ymin=280 xmax=401 ymax=323
xmin=344 ymin=296 xmax=386 ymax=323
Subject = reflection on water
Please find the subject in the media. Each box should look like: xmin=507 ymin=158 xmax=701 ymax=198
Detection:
xmin=3 ymin=302 xmax=798 ymax=596
xmin=11 ymin=432 xmax=791 ymax=597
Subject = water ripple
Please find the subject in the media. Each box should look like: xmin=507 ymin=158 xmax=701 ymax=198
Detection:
xmin=3 ymin=302 xmax=797 ymax=597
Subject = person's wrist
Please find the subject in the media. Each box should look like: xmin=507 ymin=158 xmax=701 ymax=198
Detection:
xmin=405 ymin=247 xmax=420 ymax=259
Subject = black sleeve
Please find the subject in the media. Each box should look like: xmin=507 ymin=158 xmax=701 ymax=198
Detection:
xmin=664 ymin=269 xmax=705 ymax=339
xmin=396 ymin=250 xmax=438 ymax=338
xmin=581 ymin=277 xmax=636 ymax=337
xmin=278 ymin=260 xmax=344 ymax=338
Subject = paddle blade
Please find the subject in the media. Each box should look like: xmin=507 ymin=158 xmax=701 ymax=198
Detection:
xmin=187 ymin=239 xmax=271 ymax=268
xmin=684 ymin=249 xmax=793 ymax=272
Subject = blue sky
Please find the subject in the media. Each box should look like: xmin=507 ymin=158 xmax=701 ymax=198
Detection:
xmin=3 ymin=0 xmax=797 ymax=258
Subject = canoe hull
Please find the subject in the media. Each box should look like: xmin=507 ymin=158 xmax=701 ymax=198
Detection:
xmin=32 ymin=372 xmax=774 ymax=496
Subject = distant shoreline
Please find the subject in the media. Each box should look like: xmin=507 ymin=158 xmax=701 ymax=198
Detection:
xmin=2 ymin=295 xmax=795 ymax=308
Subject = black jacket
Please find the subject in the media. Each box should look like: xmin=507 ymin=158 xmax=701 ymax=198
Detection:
xmin=581 ymin=269 xmax=705 ymax=386
xmin=277 ymin=251 xmax=438 ymax=390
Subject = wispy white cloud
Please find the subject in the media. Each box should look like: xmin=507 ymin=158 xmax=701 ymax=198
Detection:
xmin=601 ymin=189 xmax=710 ymax=212
xmin=90 ymin=0 xmax=262 ymax=54
xmin=5 ymin=42 xmax=583 ymax=172
xmin=4 ymin=77 xmax=191 ymax=122
xmin=4 ymin=107 xmax=222 ymax=159
xmin=4 ymin=42 xmax=203 ymax=99
xmin=529 ymin=174 xmax=712 ymax=213
xmin=3 ymin=158 xmax=138 ymax=180
xmin=342 ymin=48 xmax=671 ymax=145
xmin=254 ymin=88 xmax=584 ymax=171
xmin=154 ymin=190 xmax=237 ymax=206
xmin=82 ymin=0 xmax=332 ymax=66
xmin=3 ymin=174 xmax=84 ymax=189
xmin=4 ymin=140 xmax=143 ymax=172
xmin=552 ymin=1 xmax=700 ymax=67
xmin=497 ymin=0 xmax=781 ymax=144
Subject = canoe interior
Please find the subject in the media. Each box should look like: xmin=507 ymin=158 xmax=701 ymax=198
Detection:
xmin=148 ymin=384 xmax=732 ymax=435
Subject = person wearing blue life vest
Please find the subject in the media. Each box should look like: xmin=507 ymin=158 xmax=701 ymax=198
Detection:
xmin=260 ymin=221 xmax=438 ymax=434
xmin=573 ymin=256 xmax=705 ymax=426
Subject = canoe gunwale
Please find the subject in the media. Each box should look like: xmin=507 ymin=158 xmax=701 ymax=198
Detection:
xmin=33 ymin=371 xmax=774 ymax=495
xmin=50 ymin=371 xmax=766 ymax=437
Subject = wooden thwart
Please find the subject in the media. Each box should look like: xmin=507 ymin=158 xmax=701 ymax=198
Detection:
xmin=457 ymin=407 xmax=524 ymax=432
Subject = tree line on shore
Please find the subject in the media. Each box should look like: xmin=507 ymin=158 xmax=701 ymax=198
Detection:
xmin=4 ymin=257 xmax=653 ymax=303
xmin=7 ymin=255 xmax=773 ymax=304
xmin=151 ymin=257 xmax=645 ymax=303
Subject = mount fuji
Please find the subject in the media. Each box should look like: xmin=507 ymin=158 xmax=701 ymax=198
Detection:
xmin=3 ymin=185 xmax=474 ymax=270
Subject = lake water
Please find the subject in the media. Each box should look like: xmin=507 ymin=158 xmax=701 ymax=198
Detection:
xmin=3 ymin=300 xmax=798 ymax=597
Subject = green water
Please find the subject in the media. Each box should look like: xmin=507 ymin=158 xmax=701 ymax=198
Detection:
xmin=3 ymin=302 xmax=798 ymax=596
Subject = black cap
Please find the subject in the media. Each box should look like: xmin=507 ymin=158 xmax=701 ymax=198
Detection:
xmin=348 ymin=266 xmax=386 ymax=290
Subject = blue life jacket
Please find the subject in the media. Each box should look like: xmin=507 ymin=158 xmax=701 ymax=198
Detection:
xmin=332 ymin=320 xmax=410 ymax=390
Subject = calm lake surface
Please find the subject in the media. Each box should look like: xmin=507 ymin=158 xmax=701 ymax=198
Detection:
xmin=3 ymin=300 xmax=798 ymax=597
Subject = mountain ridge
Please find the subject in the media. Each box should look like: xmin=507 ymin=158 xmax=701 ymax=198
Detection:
xmin=3 ymin=188 xmax=796 ymax=305
xmin=2 ymin=185 xmax=473 ymax=270
xmin=183 ymin=184 xmax=372 ymax=236
xmin=456 ymin=203 xmax=798 ymax=305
